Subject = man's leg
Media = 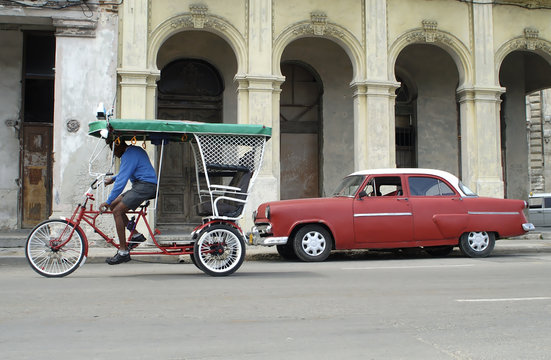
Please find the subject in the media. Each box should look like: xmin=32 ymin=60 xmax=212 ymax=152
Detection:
xmin=109 ymin=196 xmax=129 ymax=230
xmin=111 ymin=200 xmax=130 ymax=251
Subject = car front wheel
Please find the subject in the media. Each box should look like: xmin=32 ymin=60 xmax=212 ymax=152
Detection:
xmin=293 ymin=225 xmax=332 ymax=262
xmin=459 ymin=231 xmax=495 ymax=258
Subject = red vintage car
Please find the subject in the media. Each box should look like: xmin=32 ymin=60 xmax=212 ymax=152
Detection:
xmin=248 ymin=169 xmax=535 ymax=261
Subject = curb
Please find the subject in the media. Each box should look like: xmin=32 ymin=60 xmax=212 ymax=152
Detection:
xmin=2 ymin=231 xmax=551 ymax=264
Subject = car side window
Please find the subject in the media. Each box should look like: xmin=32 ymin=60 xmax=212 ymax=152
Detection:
xmin=408 ymin=177 xmax=455 ymax=196
xmin=529 ymin=198 xmax=543 ymax=209
xmin=363 ymin=176 xmax=402 ymax=197
xmin=545 ymin=198 xmax=551 ymax=208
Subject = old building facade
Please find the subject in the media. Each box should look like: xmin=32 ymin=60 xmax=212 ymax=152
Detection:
xmin=1 ymin=0 xmax=551 ymax=232
xmin=0 ymin=1 xmax=118 ymax=230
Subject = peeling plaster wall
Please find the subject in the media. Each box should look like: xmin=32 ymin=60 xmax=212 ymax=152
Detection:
xmin=0 ymin=30 xmax=22 ymax=229
xmin=51 ymin=11 xmax=119 ymax=239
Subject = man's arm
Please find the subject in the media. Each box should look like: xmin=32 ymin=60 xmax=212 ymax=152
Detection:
xmin=105 ymin=152 xmax=135 ymax=204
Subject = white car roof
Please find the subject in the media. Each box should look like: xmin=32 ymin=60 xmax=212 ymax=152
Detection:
xmin=350 ymin=168 xmax=467 ymax=196
xmin=529 ymin=193 xmax=551 ymax=198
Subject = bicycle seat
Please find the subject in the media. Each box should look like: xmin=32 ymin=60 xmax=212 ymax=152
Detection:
xmin=139 ymin=201 xmax=150 ymax=209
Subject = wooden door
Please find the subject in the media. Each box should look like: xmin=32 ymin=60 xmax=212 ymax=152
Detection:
xmin=21 ymin=124 xmax=52 ymax=227
xmin=20 ymin=31 xmax=55 ymax=228
xmin=156 ymin=59 xmax=223 ymax=232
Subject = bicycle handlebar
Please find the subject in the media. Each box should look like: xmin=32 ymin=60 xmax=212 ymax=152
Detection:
xmin=88 ymin=172 xmax=114 ymax=192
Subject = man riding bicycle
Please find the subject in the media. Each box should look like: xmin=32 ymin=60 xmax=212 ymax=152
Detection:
xmin=100 ymin=139 xmax=157 ymax=265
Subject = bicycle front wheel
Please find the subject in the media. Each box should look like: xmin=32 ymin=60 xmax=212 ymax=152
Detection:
xmin=26 ymin=219 xmax=86 ymax=278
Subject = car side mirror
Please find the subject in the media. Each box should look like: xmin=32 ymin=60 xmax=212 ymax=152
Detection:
xmin=358 ymin=190 xmax=368 ymax=199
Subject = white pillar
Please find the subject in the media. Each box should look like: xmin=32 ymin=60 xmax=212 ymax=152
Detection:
xmin=118 ymin=0 xmax=158 ymax=119
xmin=458 ymin=0 xmax=504 ymax=197
xmin=355 ymin=0 xmax=399 ymax=170
xmin=238 ymin=0 xmax=279 ymax=228
xmin=458 ymin=87 xmax=505 ymax=198
xmin=352 ymin=81 xmax=399 ymax=170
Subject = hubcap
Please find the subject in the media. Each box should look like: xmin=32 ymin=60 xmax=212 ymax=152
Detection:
xmin=301 ymin=231 xmax=326 ymax=256
xmin=467 ymin=231 xmax=489 ymax=252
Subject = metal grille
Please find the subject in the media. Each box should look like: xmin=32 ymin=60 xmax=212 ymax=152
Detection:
xmin=191 ymin=133 xmax=268 ymax=220
xmin=194 ymin=134 xmax=266 ymax=173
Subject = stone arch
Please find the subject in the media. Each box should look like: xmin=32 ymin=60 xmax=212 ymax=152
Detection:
xmin=389 ymin=26 xmax=473 ymax=88
xmin=495 ymin=35 xmax=551 ymax=80
xmin=147 ymin=12 xmax=247 ymax=74
xmin=273 ymin=20 xmax=365 ymax=83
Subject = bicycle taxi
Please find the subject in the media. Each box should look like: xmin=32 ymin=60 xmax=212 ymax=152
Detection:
xmin=25 ymin=114 xmax=271 ymax=277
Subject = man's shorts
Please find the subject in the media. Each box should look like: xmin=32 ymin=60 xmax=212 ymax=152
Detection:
xmin=121 ymin=181 xmax=157 ymax=210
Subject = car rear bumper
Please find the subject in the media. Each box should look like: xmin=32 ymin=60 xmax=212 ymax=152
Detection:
xmin=247 ymin=226 xmax=288 ymax=246
xmin=523 ymin=223 xmax=536 ymax=231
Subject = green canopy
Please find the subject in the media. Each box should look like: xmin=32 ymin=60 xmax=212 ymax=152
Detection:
xmin=89 ymin=119 xmax=272 ymax=142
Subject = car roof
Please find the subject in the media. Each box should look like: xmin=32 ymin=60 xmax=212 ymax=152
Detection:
xmin=350 ymin=168 xmax=463 ymax=192
xmin=529 ymin=193 xmax=551 ymax=198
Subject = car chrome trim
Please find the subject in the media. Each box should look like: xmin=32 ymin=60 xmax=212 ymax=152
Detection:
xmin=468 ymin=211 xmax=520 ymax=215
xmin=522 ymin=223 xmax=535 ymax=231
xmin=354 ymin=212 xmax=412 ymax=217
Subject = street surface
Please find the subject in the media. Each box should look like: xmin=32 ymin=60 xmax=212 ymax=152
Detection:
xmin=1 ymin=249 xmax=551 ymax=359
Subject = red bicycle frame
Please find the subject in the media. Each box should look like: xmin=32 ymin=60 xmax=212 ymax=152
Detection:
xmin=57 ymin=190 xmax=242 ymax=257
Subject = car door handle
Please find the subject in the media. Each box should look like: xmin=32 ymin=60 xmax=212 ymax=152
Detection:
xmin=397 ymin=197 xmax=408 ymax=201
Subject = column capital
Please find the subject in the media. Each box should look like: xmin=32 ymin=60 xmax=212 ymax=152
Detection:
xmin=234 ymin=74 xmax=285 ymax=92
xmin=118 ymin=68 xmax=160 ymax=86
xmin=351 ymin=80 xmax=400 ymax=97
xmin=456 ymin=86 xmax=505 ymax=103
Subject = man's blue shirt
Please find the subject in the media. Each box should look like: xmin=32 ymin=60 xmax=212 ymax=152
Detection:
xmin=106 ymin=146 xmax=157 ymax=205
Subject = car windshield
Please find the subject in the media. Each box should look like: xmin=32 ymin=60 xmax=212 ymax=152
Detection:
xmin=459 ymin=181 xmax=477 ymax=197
xmin=333 ymin=175 xmax=365 ymax=197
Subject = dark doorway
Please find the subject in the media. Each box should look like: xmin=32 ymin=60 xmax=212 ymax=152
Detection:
xmin=280 ymin=61 xmax=323 ymax=199
xmin=156 ymin=59 xmax=223 ymax=232
xmin=395 ymin=75 xmax=417 ymax=168
xmin=20 ymin=32 xmax=55 ymax=228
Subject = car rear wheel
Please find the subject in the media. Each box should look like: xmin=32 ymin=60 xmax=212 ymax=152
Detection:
xmin=293 ymin=225 xmax=332 ymax=262
xmin=459 ymin=231 xmax=495 ymax=258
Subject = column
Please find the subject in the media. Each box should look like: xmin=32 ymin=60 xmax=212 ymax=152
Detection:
xmin=237 ymin=0 xmax=280 ymax=228
xmin=457 ymin=87 xmax=505 ymax=198
xmin=118 ymin=0 xmax=158 ymax=119
xmin=357 ymin=0 xmax=399 ymax=170
xmin=459 ymin=0 xmax=504 ymax=197
xmin=352 ymin=81 xmax=399 ymax=170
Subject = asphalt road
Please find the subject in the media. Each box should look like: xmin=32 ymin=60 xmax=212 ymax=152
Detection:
xmin=1 ymin=250 xmax=551 ymax=360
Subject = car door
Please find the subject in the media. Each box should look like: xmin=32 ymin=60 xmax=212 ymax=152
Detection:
xmin=544 ymin=197 xmax=551 ymax=226
xmin=353 ymin=175 xmax=414 ymax=246
xmin=528 ymin=197 xmax=544 ymax=226
xmin=407 ymin=175 xmax=467 ymax=242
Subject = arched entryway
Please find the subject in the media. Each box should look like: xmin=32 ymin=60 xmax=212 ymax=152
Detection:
xmin=280 ymin=61 xmax=323 ymax=199
xmin=394 ymin=71 xmax=418 ymax=168
xmin=156 ymin=59 xmax=224 ymax=231
xmin=280 ymin=37 xmax=354 ymax=198
xmin=153 ymin=30 xmax=238 ymax=233
xmin=394 ymin=44 xmax=461 ymax=176
xmin=499 ymin=50 xmax=551 ymax=200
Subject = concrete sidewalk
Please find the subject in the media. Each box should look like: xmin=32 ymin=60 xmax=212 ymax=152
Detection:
xmin=2 ymin=229 xmax=551 ymax=263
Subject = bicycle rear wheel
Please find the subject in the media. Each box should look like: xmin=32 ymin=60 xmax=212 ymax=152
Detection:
xmin=26 ymin=219 xmax=86 ymax=278
xmin=193 ymin=224 xmax=245 ymax=276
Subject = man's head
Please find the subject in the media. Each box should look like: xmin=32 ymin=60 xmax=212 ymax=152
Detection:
xmin=107 ymin=138 xmax=128 ymax=158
